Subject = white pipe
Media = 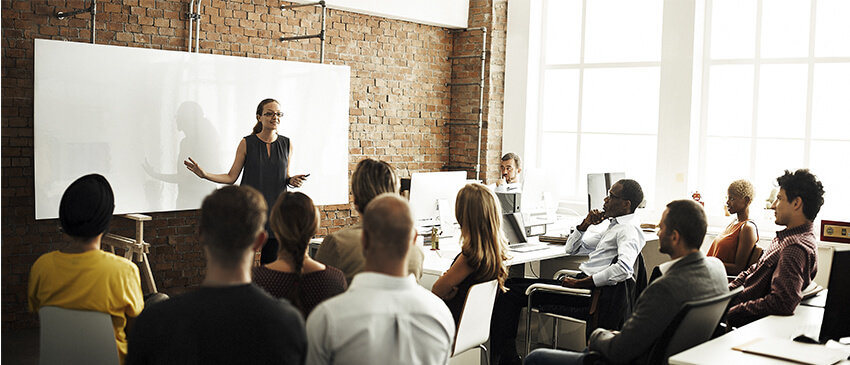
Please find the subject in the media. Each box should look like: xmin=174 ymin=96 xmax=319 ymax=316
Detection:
xmin=188 ymin=0 xmax=195 ymax=51
xmin=195 ymin=0 xmax=203 ymax=53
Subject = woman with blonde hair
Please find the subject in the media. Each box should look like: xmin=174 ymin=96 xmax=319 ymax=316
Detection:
xmin=431 ymin=183 xmax=508 ymax=324
xmin=707 ymin=179 xmax=759 ymax=275
xmin=253 ymin=192 xmax=346 ymax=317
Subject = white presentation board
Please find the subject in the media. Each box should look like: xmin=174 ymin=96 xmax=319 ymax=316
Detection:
xmin=34 ymin=39 xmax=350 ymax=219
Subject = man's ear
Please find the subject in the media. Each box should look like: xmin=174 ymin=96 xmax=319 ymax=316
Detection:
xmin=671 ymin=229 xmax=682 ymax=248
xmin=361 ymin=230 xmax=371 ymax=255
xmin=792 ymin=196 xmax=804 ymax=212
xmin=251 ymin=231 xmax=268 ymax=253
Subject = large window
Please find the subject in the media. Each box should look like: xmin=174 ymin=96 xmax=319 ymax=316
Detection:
xmin=527 ymin=0 xmax=849 ymax=224
xmin=536 ymin=0 xmax=663 ymax=206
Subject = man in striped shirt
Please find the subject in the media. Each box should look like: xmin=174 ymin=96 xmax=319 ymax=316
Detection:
xmin=727 ymin=169 xmax=824 ymax=327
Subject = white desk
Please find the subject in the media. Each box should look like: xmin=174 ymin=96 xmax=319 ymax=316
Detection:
xmin=669 ymin=305 xmax=849 ymax=365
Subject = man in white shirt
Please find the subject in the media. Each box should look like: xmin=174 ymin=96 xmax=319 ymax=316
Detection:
xmin=490 ymin=179 xmax=646 ymax=365
xmin=305 ymin=193 xmax=455 ymax=365
xmin=493 ymin=152 xmax=522 ymax=193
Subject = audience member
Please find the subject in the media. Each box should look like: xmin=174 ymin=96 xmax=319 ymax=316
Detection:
xmin=494 ymin=152 xmax=522 ymax=193
xmin=316 ymin=158 xmax=424 ymax=283
xmin=432 ymin=183 xmax=508 ymax=324
xmin=707 ymin=179 xmax=759 ymax=275
xmin=306 ymin=194 xmax=454 ymax=365
xmin=28 ymin=174 xmax=144 ymax=363
xmin=253 ymin=191 xmax=347 ymax=317
xmin=127 ymin=186 xmax=305 ymax=364
xmin=491 ymin=179 xmax=646 ymax=365
xmin=524 ymin=200 xmax=729 ymax=365
xmin=727 ymin=169 xmax=823 ymax=327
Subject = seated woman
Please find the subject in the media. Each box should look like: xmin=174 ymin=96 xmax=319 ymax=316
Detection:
xmin=707 ymin=179 xmax=759 ymax=275
xmin=253 ymin=192 xmax=347 ymax=317
xmin=431 ymin=183 xmax=508 ymax=325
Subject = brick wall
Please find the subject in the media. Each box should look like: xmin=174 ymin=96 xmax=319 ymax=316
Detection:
xmin=1 ymin=0 xmax=506 ymax=330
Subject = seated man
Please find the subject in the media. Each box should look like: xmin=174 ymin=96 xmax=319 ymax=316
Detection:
xmin=127 ymin=186 xmax=305 ymax=364
xmin=727 ymin=169 xmax=823 ymax=327
xmin=315 ymin=158 xmax=424 ymax=284
xmin=525 ymin=200 xmax=729 ymax=365
xmin=28 ymin=174 xmax=144 ymax=363
xmin=491 ymin=179 xmax=646 ymax=365
xmin=306 ymin=194 xmax=455 ymax=365
xmin=493 ymin=152 xmax=522 ymax=193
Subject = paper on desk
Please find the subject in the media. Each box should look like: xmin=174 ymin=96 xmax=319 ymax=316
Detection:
xmin=732 ymin=338 xmax=848 ymax=365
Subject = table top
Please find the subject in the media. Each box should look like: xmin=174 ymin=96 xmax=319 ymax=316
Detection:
xmin=669 ymin=305 xmax=849 ymax=365
xmin=419 ymin=235 xmax=571 ymax=275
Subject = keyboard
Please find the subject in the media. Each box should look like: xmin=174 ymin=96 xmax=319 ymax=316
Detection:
xmin=508 ymin=243 xmax=549 ymax=253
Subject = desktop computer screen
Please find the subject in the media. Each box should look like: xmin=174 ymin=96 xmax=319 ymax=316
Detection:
xmin=409 ymin=171 xmax=467 ymax=227
xmin=819 ymin=246 xmax=850 ymax=343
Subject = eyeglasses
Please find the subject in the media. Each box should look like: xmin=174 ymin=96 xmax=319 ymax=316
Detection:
xmin=263 ymin=112 xmax=284 ymax=118
xmin=607 ymin=191 xmax=625 ymax=200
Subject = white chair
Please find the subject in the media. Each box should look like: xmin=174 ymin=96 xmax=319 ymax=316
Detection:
xmin=39 ymin=306 xmax=119 ymax=365
xmin=450 ymin=279 xmax=500 ymax=365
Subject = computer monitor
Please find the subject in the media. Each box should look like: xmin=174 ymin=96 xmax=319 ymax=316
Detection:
xmin=409 ymin=171 xmax=467 ymax=227
xmin=587 ymin=172 xmax=626 ymax=212
xmin=496 ymin=192 xmax=521 ymax=214
xmin=819 ymin=246 xmax=850 ymax=343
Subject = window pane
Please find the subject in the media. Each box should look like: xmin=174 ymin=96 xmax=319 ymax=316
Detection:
xmin=753 ymin=138 xmax=805 ymax=210
xmin=541 ymin=132 xmax=578 ymax=200
xmin=761 ymin=0 xmax=811 ymax=59
xmin=703 ymin=137 xmax=752 ymax=216
xmin=544 ymin=0 xmax=583 ymax=64
xmin=706 ymin=65 xmax=754 ymax=137
xmin=809 ymin=140 xmax=850 ymax=220
xmin=815 ymin=0 xmax=850 ymax=57
xmin=710 ymin=0 xmax=757 ymax=59
xmin=757 ymin=64 xmax=808 ymax=138
xmin=811 ymin=63 xmax=850 ymax=139
xmin=582 ymin=67 xmax=660 ymax=134
xmin=578 ymin=134 xmax=657 ymax=208
xmin=584 ymin=0 xmax=662 ymax=63
xmin=541 ymin=69 xmax=580 ymax=132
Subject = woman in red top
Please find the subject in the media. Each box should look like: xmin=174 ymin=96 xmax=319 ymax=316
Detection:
xmin=707 ymin=179 xmax=759 ymax=275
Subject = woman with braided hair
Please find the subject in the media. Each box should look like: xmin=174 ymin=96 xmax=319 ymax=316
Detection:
xmin=252 ymin=192 xmax=346 ymax=317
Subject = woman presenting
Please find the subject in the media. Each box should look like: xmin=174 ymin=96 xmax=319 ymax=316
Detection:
xmin=184 ymin=98 xmax=308 ymax=264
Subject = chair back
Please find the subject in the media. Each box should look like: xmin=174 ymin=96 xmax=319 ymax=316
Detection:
xmin=452 ymin=279 xmax=499 ymax=356
xmin=746 ymin=245 xmax=764 ymax=268
xmin=646 ymin=287 xmax=743 ymax=365
xmin=39 ymin=306 xmax=119 ymax=365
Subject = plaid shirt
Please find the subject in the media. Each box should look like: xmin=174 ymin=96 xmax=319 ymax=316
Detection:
xmin=727 ymin=222 xmax=818 ymax=327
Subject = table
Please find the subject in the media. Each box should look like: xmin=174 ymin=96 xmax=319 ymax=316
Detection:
xmin=669 ymin=305 xmax=849 ymax=364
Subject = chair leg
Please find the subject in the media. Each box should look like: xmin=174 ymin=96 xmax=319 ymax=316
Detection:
xmin=526 ymin=295 xmax=534 ymax=357
xmin=479 ymin=344 xmax=489 ymax=365
xmin=552 ymin=317 xmax=559 ymax=349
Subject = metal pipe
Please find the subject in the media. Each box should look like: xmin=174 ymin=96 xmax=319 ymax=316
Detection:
xmin=281 ymin=1 xmax=325 ymax=10
xmin=319 ymin=3 xmax=326 ymax=63
xmin=91 ymin=0 xmax=96 ymax=44
xmin=446 ymin=82 xmax=481 ymax=87
xmin=188 ymin=0 xmax=196 ymax=52
xmin=280 ymin=33 xmax=322 ymax=42
xmin=195 ymin=0 xmax=203 ymax=53
xmin=475 ymin=27 xmax=487 ymax=179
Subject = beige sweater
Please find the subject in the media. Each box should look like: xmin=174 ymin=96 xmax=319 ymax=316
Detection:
xmin=315 ymin=223 xmax=424 ymax=284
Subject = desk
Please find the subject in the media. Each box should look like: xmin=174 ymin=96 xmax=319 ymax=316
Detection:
xmin=669 ymin=306 xmax=849 ymax=365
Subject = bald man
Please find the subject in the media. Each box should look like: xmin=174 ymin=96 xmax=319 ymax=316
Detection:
xmin=306 ymin=194 xmax=455 ymax=365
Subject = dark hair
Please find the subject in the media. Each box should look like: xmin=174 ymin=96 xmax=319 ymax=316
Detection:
xmin=351 ymin=159 xmax=398 ymax=213
xmin=269 ymin=191 xmax=318 ymax=315
xmin=501 ymin=152 xmax=522 ymax=169
xmin=777 ymin=169 xmax=825 ymax=221
xmin=252 ymin=98 xmax=279 ymax=134
xmin=617 ymin=179 xmax=644 ymax=213
xmin=200 ymin=185 xmax=267 ymax=269
xmin=664 ymin=200 xmax=707 ymax=249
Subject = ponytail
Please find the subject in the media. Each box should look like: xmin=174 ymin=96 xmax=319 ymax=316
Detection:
xmin=269 ymin=191 xmax=319 ymax=317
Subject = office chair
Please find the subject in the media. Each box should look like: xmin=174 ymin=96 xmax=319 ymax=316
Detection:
xmin=524 ymin=254 xmax=646 ymax=356
xmin=39 ymin=306 xmax=119 ymax=365
xmin=450 ymin=279 xmax=500 ymax=365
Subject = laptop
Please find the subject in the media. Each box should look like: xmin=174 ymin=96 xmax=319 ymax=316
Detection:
xmin=502 ymin=213 xmax=547 ymax=252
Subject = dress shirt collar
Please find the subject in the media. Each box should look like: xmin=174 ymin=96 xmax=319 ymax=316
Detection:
xmin=608 ymin=212 xmax=637 ymax=226
xmin=776 ymin=221 xmax=813 ymax=240
xmin=657 ymin=256 xmax=683 ymax=276
xmin=349 ymin=271 xmax=417 ymax=291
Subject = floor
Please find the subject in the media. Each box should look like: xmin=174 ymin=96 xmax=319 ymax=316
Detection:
xmin=2 ymin=327 xmax=39 ymax=365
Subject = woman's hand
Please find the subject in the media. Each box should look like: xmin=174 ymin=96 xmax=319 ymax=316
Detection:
xmin=184 ymin=157 xmax=206 ymax=179
xmin=289 ymin=174 xmax=309 ymax=187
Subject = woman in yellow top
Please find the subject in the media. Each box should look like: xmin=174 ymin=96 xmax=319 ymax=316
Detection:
xmin=431 ymin=183 xmax=508 ymax=325
xmin=707 ymin=179 xmax=759 ymax=275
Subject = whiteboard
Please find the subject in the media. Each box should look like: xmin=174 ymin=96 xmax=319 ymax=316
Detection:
xmin=34 ymin=39 xmax=350 ymax=219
